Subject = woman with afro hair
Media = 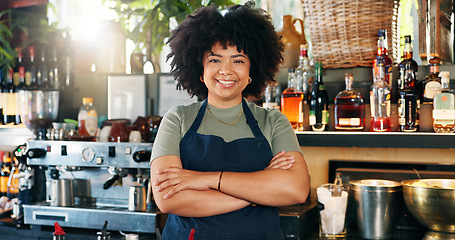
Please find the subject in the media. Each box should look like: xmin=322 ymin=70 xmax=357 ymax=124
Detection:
xmin=150 ymin=2 xmax=310 ymax=239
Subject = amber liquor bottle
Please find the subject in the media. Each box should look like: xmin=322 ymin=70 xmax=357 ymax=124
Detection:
xmin=281 ymin=69 xmax=304 ymax=130
xmin=420 ymin=57 xmax=442 ymax=104
xmin=334 ymin=73 xmax=365 ymax=130
xmin=309 ymin=62 xmax=329 ymax=131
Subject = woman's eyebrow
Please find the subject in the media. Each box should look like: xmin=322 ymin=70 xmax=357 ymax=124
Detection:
xmin=207 ymin=51 xmax=246 ymax=59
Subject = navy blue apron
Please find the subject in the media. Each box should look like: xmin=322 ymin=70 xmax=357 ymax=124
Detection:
xmin=162 ymin=99 xmax=283 ymax=240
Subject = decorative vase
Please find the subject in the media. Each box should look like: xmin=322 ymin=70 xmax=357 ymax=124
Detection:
xmin=277 ymin=15 xmax=306 ymax=69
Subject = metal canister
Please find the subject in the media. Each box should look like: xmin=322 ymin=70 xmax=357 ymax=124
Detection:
xmin=350 ymin=179 xmax=402 ymax=239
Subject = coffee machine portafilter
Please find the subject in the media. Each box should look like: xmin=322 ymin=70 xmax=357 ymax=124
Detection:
xmin=22 ymin=140 xmax=158 ymax=234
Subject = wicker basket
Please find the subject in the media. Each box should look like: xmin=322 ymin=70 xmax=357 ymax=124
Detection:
xmin=302 ymin=0 xmax=399 ymax=69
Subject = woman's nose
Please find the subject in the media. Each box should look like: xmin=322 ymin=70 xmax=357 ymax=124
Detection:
xmin=219 ymin=62 xmax=233 ymax=75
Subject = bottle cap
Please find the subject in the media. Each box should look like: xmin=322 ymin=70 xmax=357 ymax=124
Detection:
xmin=404 ymin=35 xmax=412 ymax=43
xmin=429 ymin=57 xmax=441 ymax=65
xmin=82 ymin=97 xmax=93 ymax=104
xmin=439 ymin=71 xmax=450 ymax=83
xmin=378 ymin=29 xmax=387 ymax=38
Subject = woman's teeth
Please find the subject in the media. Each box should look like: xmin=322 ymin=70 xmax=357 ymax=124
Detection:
xmin=218 ymin=80 xmax=236 ymax=85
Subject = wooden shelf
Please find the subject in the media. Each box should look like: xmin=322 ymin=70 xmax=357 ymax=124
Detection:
xmin=296 ymin=131 xmax=455 ymax=149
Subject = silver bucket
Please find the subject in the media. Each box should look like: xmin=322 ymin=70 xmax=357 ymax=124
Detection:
xmin=350 ymin=179 xmax=402 ymax=239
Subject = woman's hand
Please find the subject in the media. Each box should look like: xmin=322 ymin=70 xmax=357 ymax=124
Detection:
xmin=266 ymin=151 xmax=295 ymax=170
xmin=154 ymin=167 xmax=219 ymax=199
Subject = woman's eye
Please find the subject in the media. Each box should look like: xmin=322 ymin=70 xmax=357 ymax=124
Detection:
xmin=233 ymin=60 xmax=244 ymax=64
xmin=209 ymin=59 xmax=220 ymax=63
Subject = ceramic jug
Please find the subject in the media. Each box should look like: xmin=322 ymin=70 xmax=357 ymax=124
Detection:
xmin=277 ymin=15 xmax=306 ymax=69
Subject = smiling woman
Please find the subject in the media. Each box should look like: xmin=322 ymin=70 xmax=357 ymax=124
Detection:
xmin=150 ymin=2 xmax=310 ymax=240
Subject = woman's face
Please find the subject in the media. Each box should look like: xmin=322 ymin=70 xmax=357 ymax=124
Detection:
xmin=202 ymin=42 xmax=250 ymax=107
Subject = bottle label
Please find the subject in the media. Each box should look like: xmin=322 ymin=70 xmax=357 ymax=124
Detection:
xmin=434 ymin=93 xmax=455 ymax=110
xmin=385 ymin=66 xmax=393 ymax=87
xmin=424 ymin=82 xmax=442 ymax=99
xmin=85 ymin=109 xmax=98 ymax=136
xmin=3 ymin=93 xmax=16 ymax=115
xmin=398 ymin=98 xmax=405 ymax=125
xmin=25 ymin=71 xmax=32 ymax=86
xmin=339 ymin=118 xmax=360 ymax=126
xmin=321 ymin=110 xmax=329 ymax=124
xmin=385 ymin=92 xmax=391 ymax=117
xmin=369 ymin=91 xmax=375 ymax=117
xmin=309 ymin=110 xmax=316 ymax=125
xmin=433 ymin=109 xmax=455 ymax=120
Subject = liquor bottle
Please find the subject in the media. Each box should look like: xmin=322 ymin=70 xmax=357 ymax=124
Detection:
xmin=13 ymin=47 xmax=25 ymax=89
xmin=8 ymin=155 xmax=19 ymax=198
xmin=295 ymin=44 xmax=314 ymax=104
xmin=48 ymin=46 xmax=59 ymax=90
xmin=78 ymin=97 xmax=98 ymax=136
xmin=0 ymin=151 xmax=11 ymax=197
xmin=13 ymin=48 xmax=24 ymax=124
xmin=25 ymin=45 xmax=38 ymax=89
xmin=373 ymin=29 xmax=393 ymax=87
xmin=281 ymin=69 xmax=304 ymax=130
xmin=398 ymin=62 xmax=420 ymax=132
xmin=3 ymin=69 xmax=17 ymax=125
xmin=37 ymin=45 xmax=49 ymax=89
xmin=263 ymin=81 xmax=281 ymax=110
xmin=61 ymin=31 xmax=73 ymax=87
xmin=334 ymin=73 xmax=365 ymax=130
xmin=420 ymin=57 xmax=442 ymax=104
xmin=309 ymin=62 xmax=329 ymax=131
xmin=370 ymin=62 xmax=391 ymax=132
xmin=398 ymin=35 xmax=418 ymax=90
xmin=433 ymin=71 xmax=455 ymax=133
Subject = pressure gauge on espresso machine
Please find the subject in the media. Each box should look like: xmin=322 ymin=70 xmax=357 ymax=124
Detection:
xmin=81 ymin=147 xmax=95 ymax=162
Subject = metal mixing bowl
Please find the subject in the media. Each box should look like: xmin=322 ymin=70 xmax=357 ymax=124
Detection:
xmin=401 ymin=179 xmax=455 ymax=233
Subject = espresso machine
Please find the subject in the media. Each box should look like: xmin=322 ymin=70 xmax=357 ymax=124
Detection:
xmin=21 ymin=140 xmax=159 ymax=234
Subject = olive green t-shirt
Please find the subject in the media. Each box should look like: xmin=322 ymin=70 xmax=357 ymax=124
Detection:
xmin=151 ymin=100 xmax=302 ymax=163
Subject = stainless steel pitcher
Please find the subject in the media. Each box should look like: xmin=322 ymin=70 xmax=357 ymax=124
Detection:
xmin=47 ymin=179 xmax=75 ymax=207
xmin=128 ymin=185 xmax=146 ymax=211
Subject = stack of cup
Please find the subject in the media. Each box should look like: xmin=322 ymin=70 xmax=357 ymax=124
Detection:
xmin=317 ymin=183 xmax=349 ymax=239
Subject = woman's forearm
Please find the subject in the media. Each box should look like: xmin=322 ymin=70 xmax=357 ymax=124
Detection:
xmin=218 ymin=152 xmax=310 ymax=206
xmin=154 ymin=188 xmax=251 ymax=217
xmin=151 ymin=155 xmax=251 ymax=217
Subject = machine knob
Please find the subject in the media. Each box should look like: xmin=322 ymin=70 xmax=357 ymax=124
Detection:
xmin=133 ymin=151 xmax=151 ymax=163
xmin=27 ymin=148 xmax=47 ymax=158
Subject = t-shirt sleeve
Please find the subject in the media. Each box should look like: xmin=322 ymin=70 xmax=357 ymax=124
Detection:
xmin=150 ymin=106 xmax=183 ymax=163
xmin=268 ymin=108 xmax=303 ymax=156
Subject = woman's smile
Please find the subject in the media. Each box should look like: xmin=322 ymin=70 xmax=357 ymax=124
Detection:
xmin=216 ymin=79 xmax=237 ymax=87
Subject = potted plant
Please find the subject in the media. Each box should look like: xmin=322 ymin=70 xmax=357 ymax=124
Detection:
xmin=0 ymin=10 xmax=15 ymax=78
xmin=106 ymin=0 xmax=235 ymax=72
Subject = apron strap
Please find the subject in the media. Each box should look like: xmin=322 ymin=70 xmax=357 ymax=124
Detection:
xmin=242 ymin=98 xmax=263 ymax=138
xmin=187 ymin=99 xmax=208 ymax=133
